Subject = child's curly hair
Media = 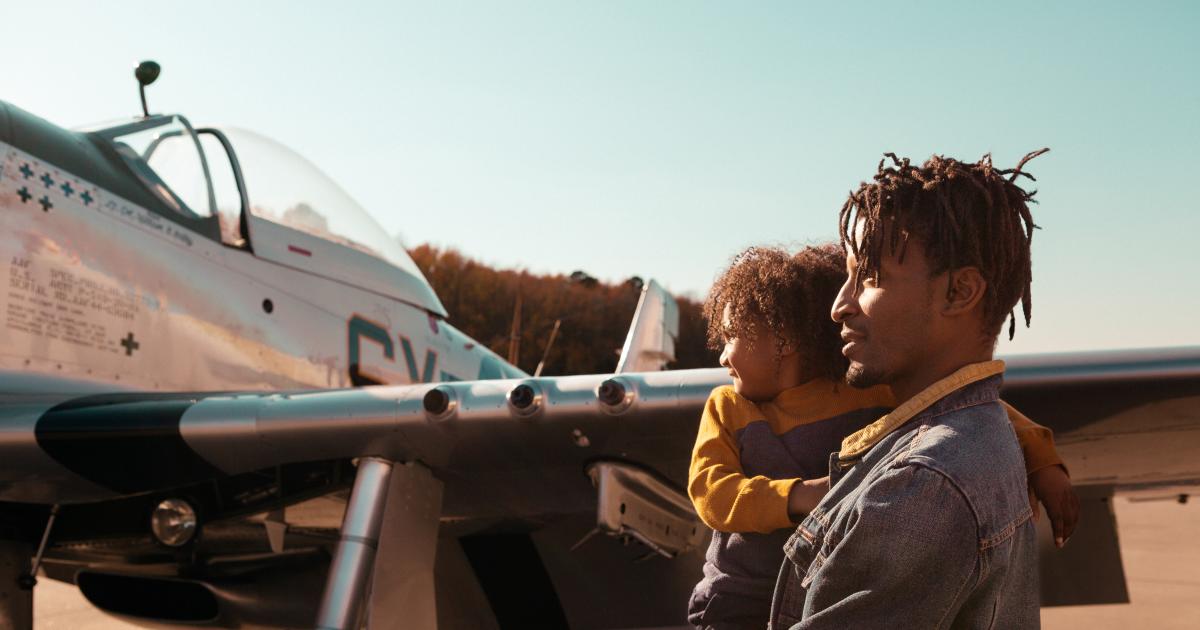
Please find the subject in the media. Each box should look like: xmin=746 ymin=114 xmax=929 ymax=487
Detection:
xmin=703 ymin=244 xmax=848 ymax=381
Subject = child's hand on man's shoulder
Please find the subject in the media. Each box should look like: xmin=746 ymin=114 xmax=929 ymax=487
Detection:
xmin=1029 ymin=465 xmax=1080 ymax=548
xmin=788 ymin=476 xmax=831 ymax=520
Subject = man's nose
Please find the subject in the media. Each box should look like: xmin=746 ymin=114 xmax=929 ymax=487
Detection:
xmin=831 ymin=277 xmax=858 ymax=323
xmin=719 ymin=346 xmax=731 ymax=368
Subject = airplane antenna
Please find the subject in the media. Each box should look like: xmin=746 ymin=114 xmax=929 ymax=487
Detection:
xmin=507 ymin=290 xmax=523 ymax=366
xmin=134 ymin=60 xmax=161 ymax=118
xmin=533 ymin=319 xmax=562 ymax=377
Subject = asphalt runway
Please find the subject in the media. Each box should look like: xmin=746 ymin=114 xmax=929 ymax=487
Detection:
xmin=32 ymin=497 xmax=1200 ymax=629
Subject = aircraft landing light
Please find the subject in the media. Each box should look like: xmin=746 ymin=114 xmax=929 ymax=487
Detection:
xmin=151 ymin=498 xmax=198 ymax=547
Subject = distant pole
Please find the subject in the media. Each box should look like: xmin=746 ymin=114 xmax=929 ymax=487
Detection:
xmin=507 ymin=291 xmax=523 ymax=366
xmin=533 ymin=319 xmax=562 ymax=377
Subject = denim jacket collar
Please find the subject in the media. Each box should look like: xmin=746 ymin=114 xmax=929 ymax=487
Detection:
xmin=838 ymin=360 xmax=1005 ymax=462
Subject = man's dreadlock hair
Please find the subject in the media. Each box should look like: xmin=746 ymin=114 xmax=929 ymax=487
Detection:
xmin=839 ymin=149 xmax=1048 ymax=340
xmin=703 ymin=244 xmax=847 ymax=382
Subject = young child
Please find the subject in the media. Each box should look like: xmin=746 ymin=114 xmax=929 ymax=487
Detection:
xmin=686 ymin=244 xmax=1077 ymax=630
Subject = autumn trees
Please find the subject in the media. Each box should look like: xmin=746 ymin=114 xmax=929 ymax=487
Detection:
xmin=408 ymin=244 xmax=716 ymax=376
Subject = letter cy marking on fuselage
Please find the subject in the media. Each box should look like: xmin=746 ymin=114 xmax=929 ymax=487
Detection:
xmin=347 ymin=314 xmax=448 ymax=386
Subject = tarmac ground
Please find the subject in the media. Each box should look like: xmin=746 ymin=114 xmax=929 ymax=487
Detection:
xmin=31 ymin=496 xmax=1200 ymax=629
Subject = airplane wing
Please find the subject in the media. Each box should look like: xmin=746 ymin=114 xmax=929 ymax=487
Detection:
xmin=3 ymin=368 xmax=725 ymax=628
xmin=6 ymin=369 xmax=722 ymax=516
xmin=2 ymin=347 xmax=1198 ymax=627
xmin=1001 ymin=346 xmax=1200 ymax=607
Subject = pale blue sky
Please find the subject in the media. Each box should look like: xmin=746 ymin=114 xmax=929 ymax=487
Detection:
xmin=4 ymin=1 xmax=1197 ymax=354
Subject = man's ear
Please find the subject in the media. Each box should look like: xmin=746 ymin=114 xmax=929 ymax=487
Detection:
xmin=942 ymin=267 xmax=987 ymax=316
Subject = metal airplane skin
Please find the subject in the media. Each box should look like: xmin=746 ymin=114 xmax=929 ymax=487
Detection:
xmin=0 ymin=68 xmax=1198 ymax=629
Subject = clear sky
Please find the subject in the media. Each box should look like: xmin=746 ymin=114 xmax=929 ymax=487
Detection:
xmin=4 ymin=1 xmax=1198 ymax=355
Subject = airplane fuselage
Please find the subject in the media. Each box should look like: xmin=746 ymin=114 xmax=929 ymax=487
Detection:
xmin=0 ymin=138 xmax=521 ymax=398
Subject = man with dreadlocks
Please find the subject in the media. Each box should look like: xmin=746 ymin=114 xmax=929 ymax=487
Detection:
xmin=688 ymin=242 xmax=1073 ymax=630
xmin=770 ymin=150 xmax=1056 ymax=629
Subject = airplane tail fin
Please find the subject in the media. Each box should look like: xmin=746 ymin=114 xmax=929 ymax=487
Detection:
xmin=615 ymin=279 xmax=679 ymax=373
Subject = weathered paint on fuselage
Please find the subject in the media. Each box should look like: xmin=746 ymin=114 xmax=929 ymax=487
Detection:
xmin=0 ymin=139 xmax=521 ymax=397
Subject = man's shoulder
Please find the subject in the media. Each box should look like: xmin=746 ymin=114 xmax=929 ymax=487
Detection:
xmin=899 ymin=402 xmax=1019 ymax=476
xmin=891 ymin=401 xmax=1031 ymax=536
xmin=912 ymin=399 xmax=1014 ymax=452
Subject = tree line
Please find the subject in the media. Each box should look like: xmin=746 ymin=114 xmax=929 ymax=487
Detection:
xmin=408 ymin=244 xmax=719 ymax=376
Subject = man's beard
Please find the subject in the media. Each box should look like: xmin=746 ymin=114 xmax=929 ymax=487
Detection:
xmin=845 ymin=360 xmax=886 ymax=389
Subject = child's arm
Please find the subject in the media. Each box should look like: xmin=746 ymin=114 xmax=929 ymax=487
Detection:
xmin=688 ymin=387 xmax=799 ymax=534
xmin=1000 ymin=401 xmax=1081 ymax=547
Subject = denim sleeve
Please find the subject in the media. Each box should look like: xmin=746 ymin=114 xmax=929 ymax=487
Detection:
xmin=791 ymin=465 xmax=979 ymax=629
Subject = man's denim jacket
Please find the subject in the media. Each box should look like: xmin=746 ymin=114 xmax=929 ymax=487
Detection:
xmin=770 ymin=363 xmax=1039 ymax=629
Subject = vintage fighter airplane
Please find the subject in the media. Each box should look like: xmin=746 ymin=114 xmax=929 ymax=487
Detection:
xmin=0 ymin=63 xmax=1197 ymax=629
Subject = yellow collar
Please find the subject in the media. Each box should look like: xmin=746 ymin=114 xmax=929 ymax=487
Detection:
xmin=838 ymin=360 xmax=1006 ymax=461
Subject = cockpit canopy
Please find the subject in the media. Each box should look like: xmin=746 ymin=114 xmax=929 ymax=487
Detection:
xmin=218 ymin=127 xmax=422 ymax=276
xmin=86 ymin=115 xmax=445 ymax=316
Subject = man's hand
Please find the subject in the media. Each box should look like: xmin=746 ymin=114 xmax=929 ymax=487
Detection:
xmin=1029 ymin=465 xmax=1080 ymax=548
xmin=788 ymin=476 xmax=831 ymax=520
